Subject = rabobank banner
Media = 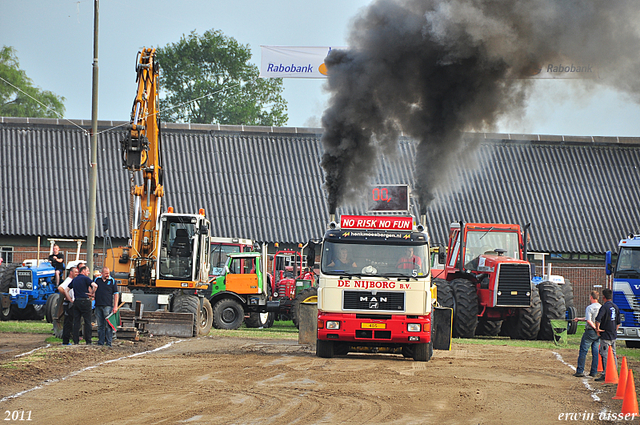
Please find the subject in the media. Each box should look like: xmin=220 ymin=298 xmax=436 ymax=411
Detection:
xmin=524 ymin=61 xmax=599 ymax=79
xmin=260 ymin=46 xmax=346 ymax=79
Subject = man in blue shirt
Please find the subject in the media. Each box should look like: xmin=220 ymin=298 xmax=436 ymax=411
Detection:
xmin=68 ymin=265 xmax=97 ymax=345
xmin=94 ymin=267 xmax=119 ymax=347
xmin=594 ymin=288 xmax=621 ymax=381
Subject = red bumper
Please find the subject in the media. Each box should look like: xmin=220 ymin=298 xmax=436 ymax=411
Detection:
xmin=317 ymin=311 xmax=431 ymax=344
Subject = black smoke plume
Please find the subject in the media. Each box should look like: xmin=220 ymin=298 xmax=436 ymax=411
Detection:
xmin=320 ymin=0 xmax=640 ymax=214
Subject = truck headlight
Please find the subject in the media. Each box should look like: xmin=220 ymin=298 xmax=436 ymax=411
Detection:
xmin=17 ymin=282 xmax=24 ymax=289
xmin=326 ymin=321 xmax=340 ymax=330
xmin=407 ymin=323 xmax=421 ymax=332
xmin=26 ymin=282 xmax=33 ymax=289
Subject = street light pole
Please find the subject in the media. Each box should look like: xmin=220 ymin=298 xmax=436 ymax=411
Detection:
xmin=87 ymin=0 xmax=99 ymax=273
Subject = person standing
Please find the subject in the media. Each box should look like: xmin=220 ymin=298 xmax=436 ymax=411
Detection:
xmin=93 ymin=267 xmax=119 ymax=347
xmin=572 ymin=291 xmax=601 ymax=378
xmin=594 ymin=288 xmax=621 ymax=381
xmin=48 ymin=244 xmax=65 ymax=286
xmin=69 ymin=265 xmax=97 ymax=345
xmin=59 ymin=266 xmax=78 ymax=345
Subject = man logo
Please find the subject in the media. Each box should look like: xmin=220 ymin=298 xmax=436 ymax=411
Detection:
xmin=369 ymin=301 xmax=379 ymax=309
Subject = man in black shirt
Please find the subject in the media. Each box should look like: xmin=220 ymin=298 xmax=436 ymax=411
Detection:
xmin=594 ymin=288 xmax=620 ymax=381
xmin=94 ymin=267 xmax=119 ymax=347
xmin=48 ymin=244 xmax=65 ymax=286
xmin=68 ymin=265 xmax=97 ymax=345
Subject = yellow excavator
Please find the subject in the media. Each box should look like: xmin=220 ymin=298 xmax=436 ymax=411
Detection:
xmin=106 ymin=48 xmax=213 ymax=337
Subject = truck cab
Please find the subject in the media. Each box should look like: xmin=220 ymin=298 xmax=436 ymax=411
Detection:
xmin=316 ymin=214 xmax=445 ymax=361
xmin=607 ymin=234 xmax=640 ymax=348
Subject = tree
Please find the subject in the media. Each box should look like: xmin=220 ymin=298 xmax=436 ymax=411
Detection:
xmin=0 ymin=46 xmax=65 ymax=118
xmin=157 ymin=30 xmax=288 ymax=126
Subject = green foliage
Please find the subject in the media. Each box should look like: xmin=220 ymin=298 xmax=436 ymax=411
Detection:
xmin=157 ymin=29 xmax=288 ymax=126
xmin=0 ymin=46 xmax=65 ymax=118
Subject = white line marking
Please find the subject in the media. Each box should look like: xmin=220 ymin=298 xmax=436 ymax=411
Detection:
xmin=15 ymin=344 xmax=51 ymax=358
xmin=1 ymin=339 xmax=185 ymax=404
xmin=552 ymin=351 xmax=601 ymax=401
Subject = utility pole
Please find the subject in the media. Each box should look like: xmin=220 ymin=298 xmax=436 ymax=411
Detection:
xmin=87 ymin=0 xmax=99 ymax=272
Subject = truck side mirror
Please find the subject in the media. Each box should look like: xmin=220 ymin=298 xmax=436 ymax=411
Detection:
xmin=605 ymin=251 xmax=613 ymax=276
xmin=306 ymin=245 xmax=316 ymax=268
xmin=438 ymin=251 xmax=446 ymax=264
xmin=199 ymin=225 xmax=208 ymax=235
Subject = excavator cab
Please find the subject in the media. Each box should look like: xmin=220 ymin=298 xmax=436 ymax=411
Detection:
xmin=157 ymin=213 xmax=211 ymax=284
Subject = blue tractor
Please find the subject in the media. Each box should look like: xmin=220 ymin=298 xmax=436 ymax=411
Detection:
xmin=0 ymin=260 xmax=57 ymax=321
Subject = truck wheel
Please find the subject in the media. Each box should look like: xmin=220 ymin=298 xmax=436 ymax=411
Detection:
xmin=0 ymin=263 xmax=19 ymax=293
xmin=198 ymin=298 xmax=213 ymax=336
xmin=560 ymin=280 xmax=574 ymax=309
xmin=502 ymin=283 xmax=541 ymax=340
xmin=566 ymin=306 xmax=578 ymax=335
xmin=451 ymin=278 xmax=478 ymax=338
xmin=212 ymin=298 xmax=244 ymax=330
xmin=537 ymin=281 xmax=566 ymax=340
xmin=291 ymin=287 xmax=318 ymax=329
xmin=45 ymin=295 xmax=55 ymax=323
xmin=245 ymin=312 xmax=271 ymax=328
xmin=31 ymin=303 xmax=46 ymax=321
xmin=172 ymin=294 xmax=201 ymax=336
xmin=316 ymin=339 xmax=334 ymax=358
xmin=0 ymin=299 xmax=12 ymax=321
xmin=475 ymin=318 xmax=502 ymax=336
xmin=413 ymin=342 xmax=432 ymax=362
xmin=434 ymin=279 xmax=453 ymax=309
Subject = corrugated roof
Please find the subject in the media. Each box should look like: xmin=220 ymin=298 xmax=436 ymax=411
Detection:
xmin=1 ymin=118 xmax=639 ymax=253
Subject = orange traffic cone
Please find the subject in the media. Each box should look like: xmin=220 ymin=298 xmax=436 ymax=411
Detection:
xmin=605 ymin=346 xmax=619 ymax=384
xmin=598 ymin=352 xmax=604 ymax=372
xmin=621 ymin=369 xmax=639 ymax=417
xmin=614 ymin=357 xmax=629 ymax=400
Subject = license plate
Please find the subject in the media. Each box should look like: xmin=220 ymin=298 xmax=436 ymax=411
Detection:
xmin=9 ymin=288 xmax=19 ymax=296
xmin=361 ymin=323 xmax=386 ymax=329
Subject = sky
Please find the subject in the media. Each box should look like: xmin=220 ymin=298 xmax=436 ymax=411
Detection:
xmin=2 ymin=0 xmax=640 ymax=137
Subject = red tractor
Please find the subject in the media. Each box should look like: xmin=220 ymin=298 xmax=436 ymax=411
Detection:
xmin=435 ymin=222 xmax=565 ymax=340
xmin=271 ymin=245 xmax=317 ymax=328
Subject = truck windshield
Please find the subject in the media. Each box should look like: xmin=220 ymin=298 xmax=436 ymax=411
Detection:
xmin=210 ymin=244 xmax=241 ymax=276
xmin=464 ymin=230 xmax=521 ymax=266
xmin=615 ymin=247 xmax=640 ymax=277
xmin=321 ymin=241 xmax=429 ymax=277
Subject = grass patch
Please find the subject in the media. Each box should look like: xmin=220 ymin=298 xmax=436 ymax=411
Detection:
xmin=208 ymin=320 xmax=298 ymax=340
xmin=0 ymin=320 xmax=53 ymax=334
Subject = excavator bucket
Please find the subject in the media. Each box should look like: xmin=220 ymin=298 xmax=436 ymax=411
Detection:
xmin=432 ymin=306 xmax=453 ymax=350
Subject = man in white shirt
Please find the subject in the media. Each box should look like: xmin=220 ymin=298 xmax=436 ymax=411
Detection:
xmin=57 ymin=267 xmax=78 ymax=345
xmin=573 ymin=291 xmax=601 ymax=378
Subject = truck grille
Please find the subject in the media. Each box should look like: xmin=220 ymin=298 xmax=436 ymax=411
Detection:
xmin=495 ymin=263 xmax=531 ymax=307
xmin=343 ymin=291 xmax=405 ymax=312
xmin=17 ymin=270 xmax=32 ymax=289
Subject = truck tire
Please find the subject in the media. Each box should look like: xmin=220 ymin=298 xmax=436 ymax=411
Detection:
xmin=31 ymin=303 xmax=46 ymax=321
xmin=537 ymin=281 xmax=566 ymax=340
xmin=0 ymin=263 xmax=19 ymax=293
xmin=291 ymin=287 xmax=318 ymax=329
xmin=45 ymin=294 xmax=55 ymax=323
xmin=566 ymin=306 xmax=578 ymax=335
xmin=413 ymin=342 xmax=432 ymax=362
xmin=502 ymin=283 xmax=541 ymax=340
xmin=52 ymin=295 xmax=65 ymax=339
xmin=475 ymin=318 xmax=502 ymax=336
xmin=245 ymin=312 xmax=272 ymax=328
xmin=172 ymin=294 xmax=201 ymax=336
xmin=434 ymin=279 xmax=453 ymax=309
xmin=212 ymin=298 xmax=244 ymax=330
xmin=560 ymin=280 xmax=574 ymax=310
xmin=0 ymin=298 xmax=12 ymax=321
xmin=198 ymin=298 xmax=213 ymax=336
xmin=316 ymin=339 xmax=334 ymax=358
xmin=451 ymin=278 xmax=478 ymax=338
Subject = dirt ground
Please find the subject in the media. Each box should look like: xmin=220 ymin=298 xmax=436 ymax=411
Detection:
xmin=0 ymin=332 xmax=636 ymax=424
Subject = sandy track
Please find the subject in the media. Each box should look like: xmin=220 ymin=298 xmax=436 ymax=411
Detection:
xmin=0 ymin=335 xmax=632 ymax=424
